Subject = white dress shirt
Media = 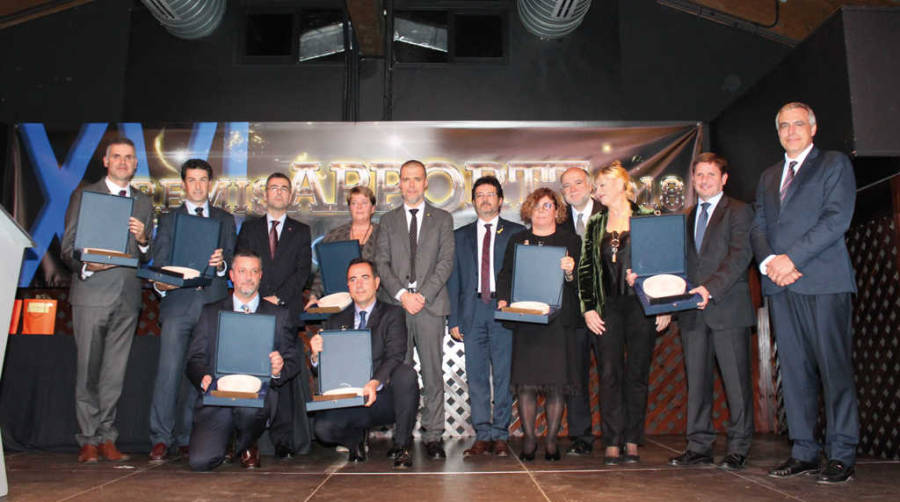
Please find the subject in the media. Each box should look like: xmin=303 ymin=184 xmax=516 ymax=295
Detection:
xmin=266 ymin=213 xmax=287 ymax=240
xmin=476 ymin=216 xmax=499 ymax=294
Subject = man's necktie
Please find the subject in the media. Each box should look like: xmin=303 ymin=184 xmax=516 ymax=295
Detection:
xmin=269 ymin=220 xmax=279 ymax=260
xmin=695 ymin=202 xmax=710 ymax=253
xmin=358 ymin=310 xmax=368 ymax=330
xmin=780 ymin=160 xmax=798 ymax=201
xmin=118 ymin=190 xmax=127 ymax=197
xmin=408 ymin=208 xmax=419 ymax=285
xmin=575 ymin=213 xmax=585 ymax=236
xmin=481 ymin=224 xmax=492 ymax=304
xmin=241 ymin=304 xmax=250 ymax=313
xmin=195 ymin=207 xmax=204 ymax=217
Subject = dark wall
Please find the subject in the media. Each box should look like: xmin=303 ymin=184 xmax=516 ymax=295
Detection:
xmin=1 ymin=1 xmax=789 ymax=126
xmin=0 ymin=0 xmax=132 ymax=124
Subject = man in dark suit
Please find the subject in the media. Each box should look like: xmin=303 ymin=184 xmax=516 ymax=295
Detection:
xmin=185 ymin=249 xmax=300 ymax=471
xmin=147 ymin=158 xmax=237 ymax=462
xmin=559 ymin=167 xmax=602 ymax=455
xmin=310 ymin=258 xmax=419 ymax=469
xmin=61 ymin=137 xmax=153 ymax=463
xmin=375 ymin=160 xmax=454 ymax=459
xmin=750 ymin=102 xmax=858 ymax=484
xmin=668 ymin=153 xmax=755 ymax=470
xmin=447 ymin=176 xmax=523 ymax=457
xmin=236 ymin=172 xmax=312 ymax=457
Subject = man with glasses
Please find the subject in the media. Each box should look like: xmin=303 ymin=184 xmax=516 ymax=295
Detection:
xmin=236 ymin=172 xmax=312 ymax=457
xmin=448 ymin=176 xmax=524 ymax=457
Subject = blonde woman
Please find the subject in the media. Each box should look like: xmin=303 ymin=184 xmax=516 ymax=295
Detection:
xmin=577 ymin=162 xmax=671 ymax=465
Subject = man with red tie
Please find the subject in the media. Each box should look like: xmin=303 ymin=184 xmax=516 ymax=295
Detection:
xmin=448 ymin=176 xmax=524 ymax=456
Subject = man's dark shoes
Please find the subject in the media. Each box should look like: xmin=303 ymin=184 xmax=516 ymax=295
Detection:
xmin=463 ymin=440 xmax=493 ymax=457
xmin=566 ymin=439 xmax=593 ymax=456
xmin=149 ymin=442 xmax=168 ymax=462
xmin=493 ymin=441 xmax=511 ymax=457
xmin=240 ymin=446 xmax=260 ymax=469
xmin=424 ymin=441 xmax=446 ymax=460
xmin=275 ymin=445 xmax=293 ymax=460
xmin=392 ymin=448 xmax=413 ymax=469
xmin=348 ymin=439 xmax=367 ymax=462
xmin=177 ymin=446 xmax=189 ymax=462
xmin=386 ymin=445 xmax=403 ymax=459
xmin=768 ymin=457 xmax=819 ymax=478
xmin=669 ymin=450 xmax=713 ymax=466
xmin=718 ymin=453 xmax=747 ymax=471
xmin=623 ymin=454 xmax=640 ymax=464
xmin=817 ymin=460 xmax=854 ymax=484
xmin=603 ymin=455 xmax=621 ymax=466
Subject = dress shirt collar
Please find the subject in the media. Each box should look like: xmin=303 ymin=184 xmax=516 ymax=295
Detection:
xmin=403 ymin=200 xmax=426 ymax=215
xmin=104 ymin=177 xmax=131 ymax=197
xmin=571 ymin=198 xmax=593 ymax=221
xmin=266 ymin=212 xmax=287 ymax=235
xmin=478 ymin=215 xmax=499 ymax=231
xmin=233 ymin=293 xmax=261 ymax=313
xmin=184 ymin=199 xmax=211 ymax=216
xmin=784 ymin=142 xmax=815 ymax=170
xmin=354 ymin=300 xmax=376 ymax=328
xmin=697 ymin=190 xmax=724 ymax=210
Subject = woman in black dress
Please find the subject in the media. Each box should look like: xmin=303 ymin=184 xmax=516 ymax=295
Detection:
xmin=497 ymin=188 xmax=582 ymax=461
xmin=577 ymin=162 xmax=671 ymax=464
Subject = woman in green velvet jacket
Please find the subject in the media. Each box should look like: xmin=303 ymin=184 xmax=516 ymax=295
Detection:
xmin=577 ymin=162 xmax=671 ymax=465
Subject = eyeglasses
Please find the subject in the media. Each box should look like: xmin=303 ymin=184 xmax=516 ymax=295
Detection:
xmin=534 ymin=202 xmax=555 ymax=212
xmin=267 ymin=185 xmax=291 ymax=193
xmin=474 ymin=192 xmax=498 ymax=200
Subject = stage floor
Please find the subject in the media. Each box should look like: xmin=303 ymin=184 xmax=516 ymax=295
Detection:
xmin=3 ymin=434 xmax=898 ymax=501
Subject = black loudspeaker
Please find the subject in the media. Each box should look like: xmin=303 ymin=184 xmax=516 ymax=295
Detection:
xmin=711 ymin=7 xmax=900 ymax=202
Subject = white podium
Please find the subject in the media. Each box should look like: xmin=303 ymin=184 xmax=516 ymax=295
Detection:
xmin=0 ymin=205 xmax=35 ymax=497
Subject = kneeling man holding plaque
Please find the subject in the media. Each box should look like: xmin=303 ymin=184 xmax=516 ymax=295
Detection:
xmin=185 ymin=250 xmax=300 ymax=471
xmin=309 ymin=258 xmax=420 ymax=469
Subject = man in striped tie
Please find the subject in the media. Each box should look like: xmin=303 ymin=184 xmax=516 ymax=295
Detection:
xmin=750 ymin=102 xmax=859 ymax=485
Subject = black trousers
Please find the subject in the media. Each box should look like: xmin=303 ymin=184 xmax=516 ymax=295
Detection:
xmin=680 ymin=323 xmax=753 ymax=456
xmin=313 ymin=364 xmax=419 ymax=448
xmin=597 ymin=295 xmax=656 ymax=448
xmin=566 ymin=326 xmax=600 ymax=443
xmin=188 ymin=397 xmax=270 ymax=471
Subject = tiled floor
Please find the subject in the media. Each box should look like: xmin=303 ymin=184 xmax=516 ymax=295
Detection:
xmin=3 ymin=435 xmax=898 ymax=501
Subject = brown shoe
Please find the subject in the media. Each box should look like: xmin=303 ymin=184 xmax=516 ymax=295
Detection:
xmin=78 ymin=444 xmax=99 ymax=463
xmin=240 ymin=446 xmax=260 ymax=469
xmin=149 ymin=442 xmax=168 ymax=462
xmin=493 ymin=441 xmax=511 ymax=457
xmin=177 ymin=446 xmax=189 ymax=462
xmin=98 ymin=441 xmax=130 ymax=462
xmin=463 ymin=440 xmax=493 ymax=457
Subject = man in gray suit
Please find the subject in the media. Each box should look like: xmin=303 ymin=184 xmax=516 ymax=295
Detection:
xmin=375 ymin=160 xmax=454 ymax=459
xmin=750 ymin=102 xmax=858 ymax=484
xmin=61 ymin=137 xmax=154 ymax=463
xmin=669 ymin=152 xmax=755 ymax=470
xmin=147 ymin=159 xmax=237 ymax=462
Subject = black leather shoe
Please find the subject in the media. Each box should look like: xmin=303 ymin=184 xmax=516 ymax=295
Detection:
xmin=768 ymin=457 xmax=819 ymax=478
xmin=623 ymin=454 xmax=640 ymax=464
xmin=718 ymin=453 xmax=747 ymax=471
xmin=424 ymin=441 xmax=446 ymax=460
xmin=393 ymin=448 xmax=413 ymax=469
xmin=566 ymin=439 xmax=593 ymax=456
xmin=817 ymin=460 xmax=854 ymax=484
xmin=544 ymin=449 xmax=561 ymax=462
xmin=348 ymin=438 xmax=368 ymax=462
xmin=386 ymin=446 xmax=403 ymax=459
xmin=274 ymin=445 xmax=293 ymax=460
xmin=603 ymin=455 xmax=621 ymax=466
xmin=519 ymin=446 xmax=536 ymax=462
xmin=669 ymin=450 xmax=713 ymax=466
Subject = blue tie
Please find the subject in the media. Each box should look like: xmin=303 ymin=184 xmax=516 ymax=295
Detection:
xmin=695 ymin=202 xmax=710 ymax=252
xmin=358 ymin=311 xmax=368 ymax=330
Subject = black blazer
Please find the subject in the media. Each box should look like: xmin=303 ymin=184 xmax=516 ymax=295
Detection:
xmin=560 ymin=201 xmax=601 ymax=236
xmin=153 ymin=203 xmax=237 ymax=318
xmin=749 ymin=146 xmax=857 ymax=296
xmin=186 ymin=297 xmax=300 ymax=392
xmin=236 ymin=215 xmax=312 ymax=321
xmin=323 ymin=301 xmax=407 ymax=386
xmin=447 ymin=217 xmax=525 ymax=336
xmin=680 ymin=195 xmax=755 ymax=331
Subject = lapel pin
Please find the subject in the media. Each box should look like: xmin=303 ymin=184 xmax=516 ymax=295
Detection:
xmin=497 ymin=226 xmax=504 ymax=235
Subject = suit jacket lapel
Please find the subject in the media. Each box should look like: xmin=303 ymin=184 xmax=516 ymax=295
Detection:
xmin=686 ymin=205 xmax=698 ymax=256
xmin=781 ymin=147 xmax=819 ymax=208
xmin=494 ymin=219 xmax=511 ymax=273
